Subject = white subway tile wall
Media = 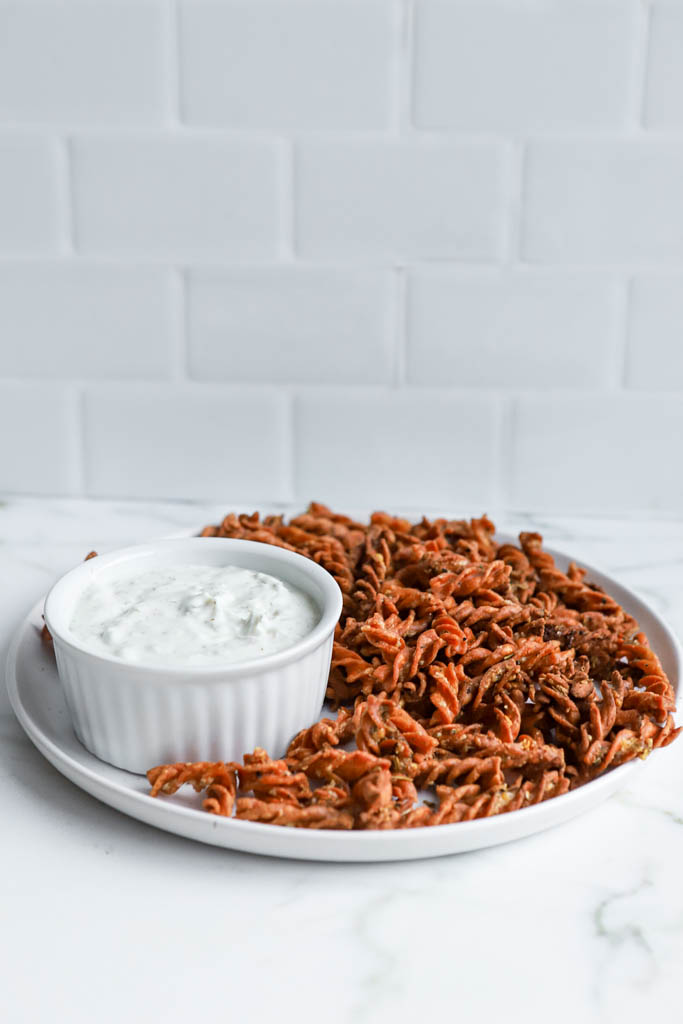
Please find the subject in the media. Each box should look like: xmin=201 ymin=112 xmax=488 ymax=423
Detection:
xmin=295 ymin=139 xmax=508 ymax=260
xmin=0 ymin=135 xmax=63 ymax=253
xmin=510 ymin=394 xmax=683 ymax=513
xmin=644 ymin=2 xmax=683 ymax=129
xmin=72 ymin=135 xmax=284 ymax=258
xmin=187 ymin=269 xmax=395 ymax=384
xmin=0 ymin=383 xmax=80 ymax=495
xmin=0 ymin=266 xmax=175 ymax=378
xmin=83 ymin=385 xmax=291 ymax=502
xmin=626 ymin=277 xmax=683 ymax=391
xmin=0 ymin=2 xmax=167 ymax=125
xmin=294 ymin=390 xmax=500 ymax=508
xmin=0 ymin=0 xmax=682 ymax=514
xmin=522 ymin=140 xmax=683 ymax=265
xmin=406 ymin=270 xmax=619 ymax=389
xmin=179 ymin=0 xmax=396 ymax=131
xmin=414 ymin=0 xmax=638 ymax=132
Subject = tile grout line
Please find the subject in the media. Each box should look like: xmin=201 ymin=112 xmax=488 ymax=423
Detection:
xmin=280 ymin=138 xmax=296 ymax=263
xmin=70 ymin=385 xmax=87 ymax=496
xmin=171 ymin=267 xmax=189 ymax=380
xmin=496 ymin=395 xmax=515 ymax=513
xmin=505 ymin=139 xmax=526 ymax=265
xmin=394 ymin=0 xmax=415 ymax=136
xmin=612 ymin=275 xmax=632 ymax=389
xmin=165 ymin=0 xmax=183 ymax=127
xmin=58 ymin=135 xmax=76 ymax=254
xmin=2 ymin=246 xmax=683 ymax=277
xmin=632 ymin=0 xmax=652 ymax=133
xmin=393 ymin=268 xmax=408 ymax=386
xmin=283 ymin=390 xmax=297 ymax=504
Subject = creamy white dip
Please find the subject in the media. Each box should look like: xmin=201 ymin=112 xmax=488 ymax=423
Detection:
xmin=69 ymin=564 xmax=320 ymax=667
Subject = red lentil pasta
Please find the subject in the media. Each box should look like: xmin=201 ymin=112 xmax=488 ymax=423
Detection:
xmin=147 ymin=504 xmax=680 ymax=830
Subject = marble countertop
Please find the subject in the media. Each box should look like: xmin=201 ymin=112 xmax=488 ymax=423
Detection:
xmin=2 ymin=499 xmax=682 ymax=1024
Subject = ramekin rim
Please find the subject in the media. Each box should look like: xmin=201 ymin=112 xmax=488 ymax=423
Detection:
xmin=43 ymin=537 xmax=343 ymax=678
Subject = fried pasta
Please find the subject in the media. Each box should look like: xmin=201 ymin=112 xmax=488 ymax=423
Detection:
xmin=147 ymin=505 xmax=679 ymax=830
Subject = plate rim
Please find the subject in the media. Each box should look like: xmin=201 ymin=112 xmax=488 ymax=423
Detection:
xmin=5 ymin=534 xmax=681 ymax=861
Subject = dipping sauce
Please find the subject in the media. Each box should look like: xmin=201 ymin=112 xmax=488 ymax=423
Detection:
xmin=69 ymin=564 xmax=320 ymax=667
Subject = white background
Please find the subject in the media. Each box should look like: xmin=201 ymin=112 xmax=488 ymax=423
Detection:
xmin=1 ymin=0 xmax=683 ymax=514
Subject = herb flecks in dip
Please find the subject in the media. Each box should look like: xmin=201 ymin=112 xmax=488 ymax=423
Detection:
xmin=69 ymin=565 xmax=319 ymax=667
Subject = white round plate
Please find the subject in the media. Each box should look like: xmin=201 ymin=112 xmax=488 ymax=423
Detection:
xmin=5 ymin=538 xmax=681 ymax=862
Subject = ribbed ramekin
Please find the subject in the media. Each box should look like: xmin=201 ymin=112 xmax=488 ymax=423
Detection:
xmin=43 ymin=538 xmax=343 ymax=774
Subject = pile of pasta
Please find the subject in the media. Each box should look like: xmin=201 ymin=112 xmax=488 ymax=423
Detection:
xmin=148 ymin=504 xmax=679 ymax=830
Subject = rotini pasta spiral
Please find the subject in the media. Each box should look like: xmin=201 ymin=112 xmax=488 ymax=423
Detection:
xmin=147 ymin=505 xmax=679 ymax=830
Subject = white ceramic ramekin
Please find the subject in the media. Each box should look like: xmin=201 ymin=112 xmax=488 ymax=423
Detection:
xmin=43 ymin=538 xmax=343 ymax=775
